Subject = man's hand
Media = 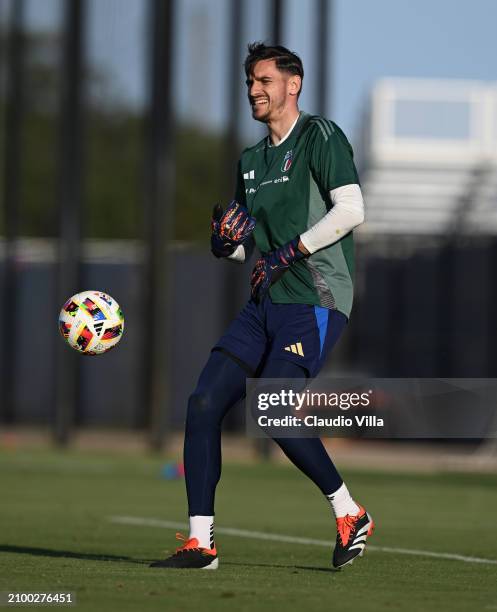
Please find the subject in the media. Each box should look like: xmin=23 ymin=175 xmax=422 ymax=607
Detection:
xmin=251 ymin=237 xmax=307 ymax=302
xmin=211 ymin=201 xmax=256 ymax=258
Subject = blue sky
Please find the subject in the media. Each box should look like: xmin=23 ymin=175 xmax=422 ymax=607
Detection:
xmin=335 ymin=0 xmax=497 ymax=141
xmin=19 ymin=0 xmax=497 ymax=144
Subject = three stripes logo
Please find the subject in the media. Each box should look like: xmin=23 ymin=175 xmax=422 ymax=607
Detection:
xmin=309 ymin=117 xmax=336 ymax=142
xmin=348 ymin=522 xmax=371 ymax=552
xmin=284 ymin=342 xmax=304 ymax=357
xmin=243 ymin=170 xmax=255 ymax=180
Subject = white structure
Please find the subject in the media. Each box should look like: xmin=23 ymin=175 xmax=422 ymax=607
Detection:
xmin=356 ymin=78 xmax=497 ymax=235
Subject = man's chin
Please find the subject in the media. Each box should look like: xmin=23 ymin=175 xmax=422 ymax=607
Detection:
xmin=251 ymin=108 xmax=270 ymax=123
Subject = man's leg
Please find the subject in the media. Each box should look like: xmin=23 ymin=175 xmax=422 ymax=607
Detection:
xmin=257 ymin=358 xmax=374 ymax=568
xmin=260 ymin=303 xmax=374 ymax=568
xmin=150 ymin=349 xmax=249 ymax=569
xmin=150 ymin=298 xmax=268 ymax=569
xmin=184 ymin=349 xmax=247 ymax=518
xmin=257 ymin=358 xmax=345 ymax=497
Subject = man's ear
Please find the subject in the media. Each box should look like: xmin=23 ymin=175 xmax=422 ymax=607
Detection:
xmin=288 ymin=75 xmax=302 ymax=97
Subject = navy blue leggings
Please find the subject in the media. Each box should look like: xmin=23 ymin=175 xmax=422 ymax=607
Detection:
xmin=184 ymin=350 xmax=343 ymax=515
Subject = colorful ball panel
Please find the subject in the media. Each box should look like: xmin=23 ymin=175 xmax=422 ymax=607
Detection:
xmin=58 ymin=291 xmax=124 ymax=355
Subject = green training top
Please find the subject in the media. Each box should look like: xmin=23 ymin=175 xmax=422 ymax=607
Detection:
xmin=235 ymin=111 xmax=360 ymax=317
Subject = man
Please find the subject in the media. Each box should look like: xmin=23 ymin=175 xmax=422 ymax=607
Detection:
xmin=151 ymin=42 xmax=372 ymax=570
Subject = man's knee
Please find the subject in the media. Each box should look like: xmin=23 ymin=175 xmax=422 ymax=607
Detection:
xmin=186 ymin=390 xmax=217 ymax=432
xmin=188 ymin=390 xmax=211 ymax=413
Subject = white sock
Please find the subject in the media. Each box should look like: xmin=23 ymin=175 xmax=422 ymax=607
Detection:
xmin=189 ymin=515 xmax=214 ymax=549
xmin=326 ymin=483 xmax=360 ymax=518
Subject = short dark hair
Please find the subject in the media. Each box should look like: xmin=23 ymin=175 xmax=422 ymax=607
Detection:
xmin=244 ymin=42 xmax=304 ymax=94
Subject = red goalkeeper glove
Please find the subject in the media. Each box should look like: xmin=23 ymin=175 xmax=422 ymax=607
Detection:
xmin=211 ymin=201 xmax=256 ymax=258
xmin=251 ymin=237 xmax=307 ymax=302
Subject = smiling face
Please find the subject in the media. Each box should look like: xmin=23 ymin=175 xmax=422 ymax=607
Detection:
xmin=246 ymin=59 xmax=301 ymax=124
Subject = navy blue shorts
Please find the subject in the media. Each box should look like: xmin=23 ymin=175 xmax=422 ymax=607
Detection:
xmin=214 ymin=297 xmax=347 ymax=377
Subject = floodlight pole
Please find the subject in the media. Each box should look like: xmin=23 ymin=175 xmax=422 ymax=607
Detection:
xmin=142 ymin=0 xmax=176 ymax=451
xmin=226 ymin=0 xmax=242 ymax=173
xmin=271 ymin=0 xmax=283 ymax=45
xmin=54 ymin=0 xmax=86 ymax=445
xmin=219 ymin=0 xmax=248 ymax=436
xmin=316 ymin=0 xmax=331 ymax=117
xmin=222 ymin=0 xmax=244 ymax=323
xmin=1 ymin=0 xmax=25 ymax=425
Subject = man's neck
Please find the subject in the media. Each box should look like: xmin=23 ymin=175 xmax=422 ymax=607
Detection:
xmin=267 ymin=108 xmax=301 ymax=146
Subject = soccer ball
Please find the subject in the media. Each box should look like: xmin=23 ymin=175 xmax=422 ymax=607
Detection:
xmin=58 ymin=290 xmax=124 ymax=355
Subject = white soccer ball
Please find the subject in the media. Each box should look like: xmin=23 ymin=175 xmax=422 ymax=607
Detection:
xmin=58 ymin=290 xmax=124 ymax=355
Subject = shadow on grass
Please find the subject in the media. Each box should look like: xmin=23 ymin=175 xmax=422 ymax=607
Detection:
xmin=223 ymin=561 xmax=338 ymax=573
xmin=0 ymin=544 xmax=150 ymax=565
xmin=1 ymin=546 xmax=342 ymax=573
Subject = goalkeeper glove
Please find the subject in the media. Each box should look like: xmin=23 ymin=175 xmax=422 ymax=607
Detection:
xmin=211 ymin=201 xmax=256 ymax=258
xmin=251 ymin=237 xmax=307 ymax=302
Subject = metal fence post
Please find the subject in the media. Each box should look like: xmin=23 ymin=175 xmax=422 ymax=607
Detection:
xmin=54 ymin=0 xmax=86 ymax=445
xmin=315 ymin=0 xmax=331 ymax=117
xmin=1 ymin=0 xmax=25 ymax=425
xmin=142 ymin=0 xmax=176 ymax=451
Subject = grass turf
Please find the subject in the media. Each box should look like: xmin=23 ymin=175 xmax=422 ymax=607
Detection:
xmin=1 ymin=448 xmax=497 ymax=611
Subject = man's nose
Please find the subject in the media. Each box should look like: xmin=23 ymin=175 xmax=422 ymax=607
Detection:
xmin=249 ymin=83 xmax=261 ymax=98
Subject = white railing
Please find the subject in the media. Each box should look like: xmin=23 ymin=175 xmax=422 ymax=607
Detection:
xmin=357 ymin=78 xmax=497 ymax=235
xmin=364 ymin=78 xmax=497 ymax=165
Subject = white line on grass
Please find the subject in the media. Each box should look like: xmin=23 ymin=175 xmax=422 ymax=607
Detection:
xmin=109 ymin=515 xmax=497 ymax=566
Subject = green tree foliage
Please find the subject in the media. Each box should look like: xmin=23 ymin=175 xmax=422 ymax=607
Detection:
xmin=1 ymin=28 xmax=233 ymax=243
xmin=174 ymin=124 xmax=228 ymax=243
xmin=86 ymin=109 xmax=144 ymax=240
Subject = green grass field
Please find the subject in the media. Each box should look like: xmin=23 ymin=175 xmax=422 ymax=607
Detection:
xmin=1 ymin=448 xmax=497 ymax=611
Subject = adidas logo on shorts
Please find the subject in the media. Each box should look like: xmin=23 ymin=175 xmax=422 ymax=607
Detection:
xmin=284 ymin=342 xmax=304 ymax=356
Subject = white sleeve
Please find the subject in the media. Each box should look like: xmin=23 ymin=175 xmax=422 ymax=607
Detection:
xmin=299 ymin=184 xmax=365 ymax=254
xmin=227 ymin=237 xmax=255 ymax=263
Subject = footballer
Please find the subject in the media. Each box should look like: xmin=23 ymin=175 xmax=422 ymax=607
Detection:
xmin=151 ymin=42 xmax=372 ymax=570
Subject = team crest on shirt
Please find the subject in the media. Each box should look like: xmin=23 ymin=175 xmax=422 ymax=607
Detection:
xmin=281 ymin=149 xmax=293 ymax=173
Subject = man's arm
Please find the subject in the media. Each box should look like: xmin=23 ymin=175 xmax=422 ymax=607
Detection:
xmin=300 ymin=119 xmax=365 ymax=253
xmin=250 ymin=184 xmax=364 ymax=301
xmin=251 ymin=121 xmax=364 ymax=300
xmin=299 ymin=184 xmax=364 ymax=254
xmin=222 ymin=159 xmax=255 ymax=263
